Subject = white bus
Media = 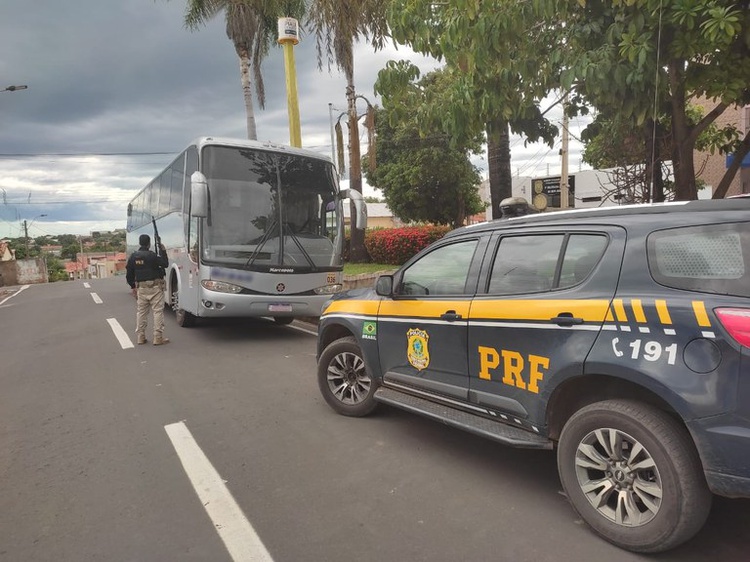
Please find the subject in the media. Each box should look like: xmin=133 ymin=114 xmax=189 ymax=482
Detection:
xmin=126 ymin=137 xmax=366 ymax=327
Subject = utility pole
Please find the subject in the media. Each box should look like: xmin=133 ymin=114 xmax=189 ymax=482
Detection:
xmin=560 ymin=93 xmax=570 ymax=209
xmin=23 ymin=220 xmax=29 ymax=257
xmin=79 ymin=235 xmax=87 ymax=279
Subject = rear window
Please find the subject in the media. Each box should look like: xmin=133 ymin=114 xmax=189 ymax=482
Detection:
xmin=648 ymin=222 xmax=750 ymax=297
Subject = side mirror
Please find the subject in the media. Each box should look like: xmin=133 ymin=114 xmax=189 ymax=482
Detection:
xmin=375 ymin=274 xmax=393 ymax=297
xmin=341 ymin=188 xmax=367 ymax=230
xmin=191 ymin=171 xmax=208 ymax=218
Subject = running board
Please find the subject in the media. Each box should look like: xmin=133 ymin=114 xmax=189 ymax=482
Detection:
xmin=374 ymin=387 xmax=552 ymax=450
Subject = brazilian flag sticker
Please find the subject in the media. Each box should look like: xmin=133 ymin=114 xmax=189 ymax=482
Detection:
xmin=362 ymin=321 xmax=377 ymax=340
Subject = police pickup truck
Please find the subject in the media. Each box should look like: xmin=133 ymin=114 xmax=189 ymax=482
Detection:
xmin=316 ymin=199 xmax=750 ymax=553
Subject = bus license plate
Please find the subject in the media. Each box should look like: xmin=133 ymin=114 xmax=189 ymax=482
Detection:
xmin=268 ymin=304 xmax=293 ymax=312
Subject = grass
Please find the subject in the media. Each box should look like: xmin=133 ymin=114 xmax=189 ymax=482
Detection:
xmin=343 ymin=262 xmax=397 ymax=275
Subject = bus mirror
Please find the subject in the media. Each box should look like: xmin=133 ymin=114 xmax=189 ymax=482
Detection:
xmin=341 ymin=188 xmax=367 ymax=230
xmin=127 ymin=203 xmax=132 ymax=217
xmin=191 ymin=171 xmax=208 ymax=218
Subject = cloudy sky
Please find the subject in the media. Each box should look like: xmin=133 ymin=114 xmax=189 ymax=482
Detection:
xmin=0 ymin=0 xmax=588 ymax=239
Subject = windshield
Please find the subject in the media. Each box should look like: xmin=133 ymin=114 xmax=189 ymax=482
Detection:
xmin=200 ymin=145 xmax=342 ymax=272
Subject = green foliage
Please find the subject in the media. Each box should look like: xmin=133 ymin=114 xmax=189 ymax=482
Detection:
xmin=45 ymin=255 xmax=69 ymax=282
xmin=364 ymin=226 xmax=451 ymax=265
xmin=366 ymin=76 xmax=484 ymax=228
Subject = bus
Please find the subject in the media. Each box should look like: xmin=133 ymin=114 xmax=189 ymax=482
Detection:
xmin=126 ymin=136 xmax=366 ymax=327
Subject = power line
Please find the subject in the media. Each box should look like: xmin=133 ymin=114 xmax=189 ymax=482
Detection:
xmin=0 ymin=151 xmax=177 ymax=158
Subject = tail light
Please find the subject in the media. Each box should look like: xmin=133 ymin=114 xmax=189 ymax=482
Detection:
xmin=715 ymin=308 xmax=750 ymax=348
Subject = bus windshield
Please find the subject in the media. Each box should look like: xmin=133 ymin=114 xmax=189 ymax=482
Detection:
xmin=201 ymin=145 xmax=342 ymax=272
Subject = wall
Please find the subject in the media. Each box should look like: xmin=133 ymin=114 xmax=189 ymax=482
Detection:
xmin=0 ymin=261 xmax=18 ymax=286
xmin=16 ymin=258 xmax=48 ymax=284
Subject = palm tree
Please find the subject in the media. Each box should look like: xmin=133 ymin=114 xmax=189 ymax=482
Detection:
xmin=184 ymin=0 xmax=305 ymax=140
xmin=306 ymin=0 xmax=389 ymax=262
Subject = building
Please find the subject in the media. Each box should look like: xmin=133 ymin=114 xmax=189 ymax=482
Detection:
xmin=72 ymin=252 xmax=128 ymax=279
xmin=693 ymin=101 xmax=750 ymax=196
xmin=0 ymin=240 xmax=14 ymax=261
xmin=343 ymin=202 xmax=404 ymax=229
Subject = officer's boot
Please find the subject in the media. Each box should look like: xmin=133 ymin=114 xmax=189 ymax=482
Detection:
xmin=137 ymin=334 xmax=147 ymax=345
xmin=153 ymin=336 xmax=170 ymax=346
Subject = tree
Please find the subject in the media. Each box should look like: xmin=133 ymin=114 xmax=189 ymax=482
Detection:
xmin=364 ymin=101 xmax=484 ymax=228
xmin=183 ymin=0 xmax=305 ymax=139
xmin=553 ymin=0 xmax=750 ymax=200
xmin=46 ymin=255 xmax=68 ymax=282
xmin=307 ymin=0 xmax=390 ymax=261
xmin=385 ymin=2 xmax=559 ymax=218
xmin=388 ymin=0 xmax=750 ymax=201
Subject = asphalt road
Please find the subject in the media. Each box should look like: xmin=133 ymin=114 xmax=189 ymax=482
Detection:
xmin=1 ymin=278 xmax=749 ymax=561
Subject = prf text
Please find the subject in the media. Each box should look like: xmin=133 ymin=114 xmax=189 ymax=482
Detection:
xmin=477 ymin=346 xmax=550 ymax=394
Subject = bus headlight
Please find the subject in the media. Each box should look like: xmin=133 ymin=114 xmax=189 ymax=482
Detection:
xmin=201 ymin=280 xmax=243 ymax=294
xmin=314 ymin=284 xmax=343 ymax=295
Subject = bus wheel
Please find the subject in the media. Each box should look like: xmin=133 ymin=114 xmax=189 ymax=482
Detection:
xmin=273 ymin=316 xmax=294 ymax=325
xmin=175 ymin=307 xmax=196 ymax=328
xmin=170 ymin=283 xmax=196 ymax=327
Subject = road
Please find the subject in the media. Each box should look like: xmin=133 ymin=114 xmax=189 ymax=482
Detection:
xmin=1 ymin=278 xmax=749 ymax=561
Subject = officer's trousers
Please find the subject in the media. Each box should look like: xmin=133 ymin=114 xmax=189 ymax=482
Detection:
xmin=135 ymin=280 xmax=166 ymax=339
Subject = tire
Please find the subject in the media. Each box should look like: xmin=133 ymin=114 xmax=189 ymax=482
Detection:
xmin=175 ymin=307 xmax=196 ymax=327
xmin=170 ymin=283 xmax=196 ymax=327
xmin=273 ymin=316 xmax=294 ymax=325
xmin=557 ymin=399 xmax=712 ymax=553
xmin=317 ymin=336 xmax=378 ymax=417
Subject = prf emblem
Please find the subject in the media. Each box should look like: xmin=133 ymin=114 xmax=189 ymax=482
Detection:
xmin=407 ymin=328 xmax=430 ymax=371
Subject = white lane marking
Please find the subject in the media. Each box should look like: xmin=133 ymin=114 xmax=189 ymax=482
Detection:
xmin=164 ymin=422 xmax=274 ymax=562
xmin=106 ymin=318 xmax=134 ymax=349
xmin=91 ymin=292 xmax=103 ymax=304
xmin=0 ymin=285 xmax=30 ymax=306
xmin=288 ymin=323 xmax=317 ymax=337
xmin=83 ymin=282 xmax=91 ymax=288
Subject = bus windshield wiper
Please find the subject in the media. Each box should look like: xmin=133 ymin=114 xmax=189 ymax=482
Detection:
xmin=282 ymin=222 xmax=318 ymax=272
xmin=244 ymin=218 xmax=278 ymax=269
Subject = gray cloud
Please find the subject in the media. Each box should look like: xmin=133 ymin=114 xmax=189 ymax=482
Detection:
xmin=0 ymin=0 xmax=586 ymax=238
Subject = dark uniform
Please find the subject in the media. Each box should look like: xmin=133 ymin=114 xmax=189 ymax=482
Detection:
xmin=126 ymin=234 xmax=169 ymax=345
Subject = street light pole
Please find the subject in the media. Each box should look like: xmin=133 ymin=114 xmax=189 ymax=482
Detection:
xmin=23 ymin=214 xmax=47 ymax=257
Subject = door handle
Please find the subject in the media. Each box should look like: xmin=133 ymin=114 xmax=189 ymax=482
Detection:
xmin=441 ymin=310 xmax=463 ymax=321
xmin=551 ymin=313 xmax=584 ymax=326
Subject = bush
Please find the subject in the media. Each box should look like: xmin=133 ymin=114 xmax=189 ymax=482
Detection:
xmin=364 ymin=225 xmax=451 ymax=265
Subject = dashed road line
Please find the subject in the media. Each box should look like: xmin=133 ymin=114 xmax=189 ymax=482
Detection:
xmin=106 ymin=318 xmax=134 ymax=349
xmin=164 ymin=421 xmax=274 ymax=562
xmin=91 ymin=292 xmax=103 ymax=304
xmin=83 ymin=282 xmax=91 ymax=289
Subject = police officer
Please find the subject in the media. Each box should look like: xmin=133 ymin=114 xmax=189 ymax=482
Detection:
xmin=126 ymin=234 xmax=169 ymax=346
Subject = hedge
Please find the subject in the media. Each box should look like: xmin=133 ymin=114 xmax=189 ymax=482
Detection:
xmin=363 ymin=225 xmax=452 ymax=265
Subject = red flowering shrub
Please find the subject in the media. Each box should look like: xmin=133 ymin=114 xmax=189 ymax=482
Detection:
xmin=364 ymin=225 xmax=451 ymax=265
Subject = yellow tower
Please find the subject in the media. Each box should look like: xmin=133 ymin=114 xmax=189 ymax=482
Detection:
xmin=278 ymin=17 xmax=301 ymax=148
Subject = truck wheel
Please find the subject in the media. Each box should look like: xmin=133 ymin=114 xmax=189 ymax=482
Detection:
xmin=557 ymin=399 xmax=711 ymax=553
xmin=318 ymin=336 xmax=378 ymax=417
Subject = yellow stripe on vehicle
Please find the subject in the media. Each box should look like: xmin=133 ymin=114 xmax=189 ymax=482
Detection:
xmin=612 ymin=299 xmax=629 ymax=322
xmin=323 ymin=300 xmax=380 ymax=317
xmin=655 ymin=299 xmax=672 ymax=325
xmin=631 ymin=299 xmax=647 ymax=323
xmin=692 ymin=301 xmax=711 ymax=327
xmin=469 ymin=299 xmax=611 ymax=322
